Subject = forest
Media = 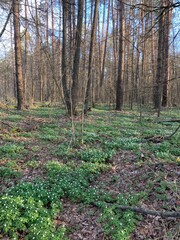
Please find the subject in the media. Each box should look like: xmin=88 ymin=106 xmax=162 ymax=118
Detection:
xmin=0 ymin=0 xmax=180 ymax=239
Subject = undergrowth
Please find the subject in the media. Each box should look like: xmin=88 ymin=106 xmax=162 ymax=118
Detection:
xmin=0 ymin=105 xmax=179 ymax=239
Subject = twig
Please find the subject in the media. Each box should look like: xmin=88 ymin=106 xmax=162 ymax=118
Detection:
xmin=0 ymin=8 xmax=12 ymax=39
xmin=166 ymin=124 xmax=180 ymax=139
xmin=144 ymin=123 xmax=180 ymax=143
xmin=0 ymin=120 xmax=13 ymax=128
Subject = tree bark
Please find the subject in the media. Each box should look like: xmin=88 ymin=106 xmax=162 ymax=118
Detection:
xmin=71 ymin=0 xmax=84 ymax=115
xmin=116 ymin=0 xmax=124 ymax=111
xmin=100 ymin=0 xmax=110 ymax=88
xmin=51 ymin=0 xmax=56 ymax=102
xmin=24 ymin=0 xmax=28 ymax=105
xmin=35 ymin=0 xmax=43 ymax=102
xmin=13 ymin=0 xmax=25 ymax=110
xmin=84 ymin=0 xmax=99 ymax=114
xmin=62 ymin=0 xmax=71 ymax=113
xmin=154 ymin=6 xmax=164 ymax=113
xmin=161 ymin=0 xmax=172 ymax=107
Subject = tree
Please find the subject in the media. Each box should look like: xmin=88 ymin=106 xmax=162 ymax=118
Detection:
xmin=84 ymin=0 xmax=99 ymax=114
xmin=13 ymin=0 xmax=25 ymax=110
xmin=116 ymin=0 xmax=124 ymax=111
xmin=71 ymin=0 xmax=84 ymax=114
xmin=35 ymin=0 xmax=43 ymax=102
xmin=161 ymin=0 xmax=172 ymax=107
xmin=61 ymin=0 xmax=84 ymax=115
xmin=154 ymin=0 xmax=172 ymax=112
xmin=0 ymin=0 xmax=179 ymax=109
xmin=61 ymin=0 xmax=71 ymax=113
xmin=100 ymin=0 xmax=110 ymax=88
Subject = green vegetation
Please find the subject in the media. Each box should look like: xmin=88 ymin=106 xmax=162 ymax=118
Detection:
xmin=0 ymin=105 xmax=179 ymax=239
xmin=0 ymin=166 xmax=21 ymax=179
xmin=0 ymin=196 xmax=66 ymax=240
xmin=0 ymin=144 xmax=25 ymax=158
xmin=78 ymin=148 xmax=115 ymax=163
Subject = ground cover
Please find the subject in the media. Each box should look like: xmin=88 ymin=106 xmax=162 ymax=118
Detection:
xmin=0 ymin=105 xmax=179 ymax=239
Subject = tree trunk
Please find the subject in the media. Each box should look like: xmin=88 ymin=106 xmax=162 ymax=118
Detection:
xmin=24 ymin=0 xmax=28 ymax=105
xmin=100 ymin=0 xmax=110 ymax=88
xmin=116 ymin=0 xmax=124 ymax=111
xmin=51 ymin=0 xmax=56 ymax=102
xmin=35 ymin=0 xmax=43 ymax=102
xmin=154 ymin=6 xmax=164 ymax=112
xmin=84 ymin=0 xmax=99 ymax=114
xmin=62 ymin=0 xmax=71 ymax=113
xmin=71 ymin=0 xmax=84 ymax=115
xmin=13 ymin=0 xmax=25 ymax=110
xmin=161 ymin=0 xmax=172 ymax=107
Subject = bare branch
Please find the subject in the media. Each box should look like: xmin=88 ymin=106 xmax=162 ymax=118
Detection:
xmin=117 ymin=205 xmax=180 ymax=218
xmin=0 ymin=8 xmax=12 ymax=39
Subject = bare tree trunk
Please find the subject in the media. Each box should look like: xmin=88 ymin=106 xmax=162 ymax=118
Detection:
xmin=81 ymin=0 xmax=87 ymax=102
xmin=10 ymin=14 xmax=16 ymax=99
xmin=51 ymin=0 xmax=56 ymax=102
xmin=71 ymin=0 xmax=84 ymax=114
xmin=44 ymin=0 xmax=49 ymax=101
xmin=62 ymin=0 xmax=71 ymax=113
xmin=84 ymin=0 xmax=99 ymax=114
xmin=151 ymin=0 xmax=156 ymax=107
xmin=100 ymin=0 xmax=110 ymax=88
xmin=13 ymin=0 xmax=25 ymax=110
xmin=161 ymin=0 xmax=172 ymax=107
xmin=24 ymin=0 xmax=28 ymax=105
xmin=35 ymin=0 xmax=43 ymax=102
xmin=111 ymin=0 xmax=118 ymax=105
xmin=154 ymin=0 xmax=172 ymax=113
xmin=116 ymin=0 xmax=124 ymax=111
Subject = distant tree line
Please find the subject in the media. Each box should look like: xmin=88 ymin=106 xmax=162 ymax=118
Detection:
xmin=0 ymin=0 xmax=179 ymax=115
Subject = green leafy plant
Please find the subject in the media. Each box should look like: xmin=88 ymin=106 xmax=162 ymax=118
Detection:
xmin=0 ymin=144 xmax=25 ymax=158
xmin=2 ymin=115 xmax=23 ymax=122
xmin=82 ymin=131 xmax=101 ymax=143
xmin=46 ymin=161 xmax=108 ymax=201
xmin=155 ymin=151 xmax=174 ymax=160
xmin=98 ymin=205 xmax=137 ymax=240
xmin=104 ymin=137 xmax=140 ymax=151
xmin=0 ymin=196 xmax=66 ymax=240
xmin=54 ymin=143 xmax=73 ymax=158
xmin=0 ymin=160 xmax=109 ymax=239
xmin=0 ymin=106 xmax=179 ymax=240
xmin=7 ymin=181 xmax=63 ymax=205
xmin=0 ymin=166 xmax=21 ymax=179
xmin=78 ymin=148 xmax=115 ymax=163
xmin=26 ymin=160 xmax=40 ymax=169
xmin=36 ymin=127 xmax=61 ymax=142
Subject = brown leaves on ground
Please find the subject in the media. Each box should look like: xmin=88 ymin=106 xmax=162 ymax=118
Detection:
xmin=56 ymin=201 xmax=105 ymax=240
xmin=92 ymin=151 xmax=180 ymax=240
xmin=30 ymin=150 xmax=179 ymax=240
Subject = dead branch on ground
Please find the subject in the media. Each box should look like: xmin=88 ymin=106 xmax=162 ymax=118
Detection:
xmin=116 ymin=205 xmax=180 ymax=218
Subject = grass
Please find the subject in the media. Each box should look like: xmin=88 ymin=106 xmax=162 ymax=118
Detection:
xmin=0 ymin=105 xmax=179 ymax=239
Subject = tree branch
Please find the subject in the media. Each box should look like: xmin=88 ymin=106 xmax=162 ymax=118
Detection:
xmin=0 ymin=120 xmax=13 ymax=128
xmin=117 ymin=205 xmax=180 ymax=218
xmin=0 ymin=8 xmax=12 ymax=39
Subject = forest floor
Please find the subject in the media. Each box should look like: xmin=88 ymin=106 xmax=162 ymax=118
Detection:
xmin=0 ymin=104 xmax=180 ymax=240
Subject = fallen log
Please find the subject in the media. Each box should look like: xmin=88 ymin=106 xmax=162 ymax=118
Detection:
xmin=117 ymin=205 xmax=180 ymax=218
xmin=93 ymin=201 xmax=180 ymax=218
xmin=159 ymin=119 xmax=180 ymax=123
xmin=144 ymin=124 xmax=180 ymax=143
